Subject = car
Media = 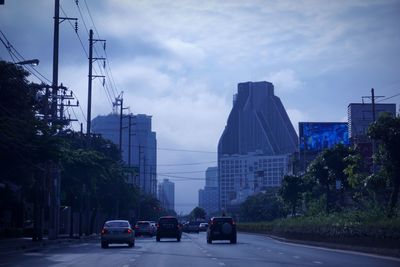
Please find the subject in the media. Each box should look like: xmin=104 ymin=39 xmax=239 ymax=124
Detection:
xmin=207 ymin=217 xmax=236 ymax=244
xmin=134 ymin=221 xmax=154 ymax=237
xmin=185 ymin=221 xmax=200 ymax=233
xmin=156 ymin=216 xmax=182 ymax=242
xmin=100 ymin=220 xmax=135 ymax=248
xmin=199 ymin=222 xmax=208 ymax=231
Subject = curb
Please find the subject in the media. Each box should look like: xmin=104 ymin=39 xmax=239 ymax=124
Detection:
xmin=239 ymin=231 xmax=400 ymax=259
xmin=0 ymin=235 xmax=99 ymax=257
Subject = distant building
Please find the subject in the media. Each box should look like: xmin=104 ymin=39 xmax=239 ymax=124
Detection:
xmin=198 ymin=167 xmax=219 ymax=215
xmin=347 ymin=103 xmax=396 ymax=172
xmin=348 ymin=103 xmax=396 ymax=139
xmin=158 ymin=179 xmax=175 ymax=212
xmin=218 ymin=81 xmax=298 ymax=210
xmin=92 ymin=113 xmax=157 ymax=196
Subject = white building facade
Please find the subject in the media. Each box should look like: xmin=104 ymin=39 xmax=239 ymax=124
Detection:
xmin=219 ymin=153 xmax=291 ymax=209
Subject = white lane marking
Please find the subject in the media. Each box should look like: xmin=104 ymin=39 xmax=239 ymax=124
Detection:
xmin=212 ymin=258 xmax=218 ymax=260
xmin=279 ymin=252 xmax=284 ymax=255
xmin=313 ymin=261 xmax=323 ymax=264
xmin=122 ymin=265 xmax=129 ymax=267
xmin=293 ymin=256 xmax=300 ymax=259
xmin=207 ymin=254 xmax=212 ymax=257
xmin=129 ymin=259 xmax=136 ymax=262
xmin=219 ymin=263 xmax=226 ymax=266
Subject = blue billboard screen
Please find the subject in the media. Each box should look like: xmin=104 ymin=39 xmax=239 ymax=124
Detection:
xmin=299 ymin=122 xmax=349 ymax=152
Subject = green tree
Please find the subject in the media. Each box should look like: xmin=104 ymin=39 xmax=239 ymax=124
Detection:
xmin=306 ymin=144 xmax=353 ymax=213
xmin=368 ymin=114 xmax=400 ymax=217
xmin=189 ymin=207 xmax=206 ymax=220
xmin=0 ymin=61 xmax=61 ymax=234
xmin=239 ymin=190 xmax=285 ymax=222
xmin=279 ymin=175 xmax=303 ymax=216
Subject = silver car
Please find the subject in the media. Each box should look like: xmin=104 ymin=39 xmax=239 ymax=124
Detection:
xmin=101 ymin=220 xmax=135 ymax=248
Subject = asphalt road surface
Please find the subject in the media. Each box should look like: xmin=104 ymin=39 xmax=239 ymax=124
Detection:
xmin=0 ymin=232 xmax=399 ymax=267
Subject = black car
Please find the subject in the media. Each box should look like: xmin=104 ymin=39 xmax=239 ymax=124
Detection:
xmin=156 ymin=216 xmax=182 ymax=242
xmin=207 ymin=217 xmax=236 ymax=244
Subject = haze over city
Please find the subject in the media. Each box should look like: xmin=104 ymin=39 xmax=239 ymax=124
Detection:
xmin=1 ymin=0 xmax=399 ymax=213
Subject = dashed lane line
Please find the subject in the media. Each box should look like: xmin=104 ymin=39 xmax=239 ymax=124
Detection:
xmin=313 ymin=261 xmax=323 ymax=264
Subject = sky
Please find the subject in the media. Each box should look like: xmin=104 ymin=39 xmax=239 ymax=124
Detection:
xmin=1 ymin=0 xmax=399 ymax=214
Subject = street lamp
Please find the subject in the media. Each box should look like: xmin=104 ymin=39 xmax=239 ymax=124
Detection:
xmin=16 ymin=59 xmax=40 ymax=66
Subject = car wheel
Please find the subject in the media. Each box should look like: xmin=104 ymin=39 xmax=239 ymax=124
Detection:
xmin=101 ymin=242 xmax=108 ymax=248
xmin=177 ymin=237 xmax=181 ymax=242
xmin=156 ymin=236 xmax=160 ymax=242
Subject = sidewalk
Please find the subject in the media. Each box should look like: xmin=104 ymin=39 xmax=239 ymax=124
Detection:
xmin=0 ymin=234 xmax=99 ymax=256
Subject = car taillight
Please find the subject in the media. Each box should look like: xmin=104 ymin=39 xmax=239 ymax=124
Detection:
xmin=126 ymin=229 xmax=132 ymax=234
xmin=101 ymin=228 xmax=108 ymax=235
xmin=232 ymin=220 xmax=236 ymax=225
xmin=156 ymin=223 xmax=159 ymax=228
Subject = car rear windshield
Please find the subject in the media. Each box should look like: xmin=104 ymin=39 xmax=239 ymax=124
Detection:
xmin=212 ymin=218 xmax=233 ymax=223
xmin=159 ymin=218 xmax=178 ymax=225
xmin=105 ymin=221 xmax=129 ymax=227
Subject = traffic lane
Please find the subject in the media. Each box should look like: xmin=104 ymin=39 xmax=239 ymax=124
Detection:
xmin=189 ymin=232 xmax=400 ymax=267
xmin=134 ymin=234 xmax=225 ymax=267
xmin=0 ymin=239 xmax=146 ymax=267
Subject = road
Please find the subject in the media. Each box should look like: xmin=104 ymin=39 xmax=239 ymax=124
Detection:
xmin=0 ymin=232 xmax=398 ymax=267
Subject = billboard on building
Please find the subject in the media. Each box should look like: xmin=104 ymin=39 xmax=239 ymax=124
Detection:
xmin=299 ymin=122 xmax=349 ymax=152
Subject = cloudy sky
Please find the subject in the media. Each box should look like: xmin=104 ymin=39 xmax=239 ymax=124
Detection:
xmin=1 ymin=0 xmax=399 ymax=213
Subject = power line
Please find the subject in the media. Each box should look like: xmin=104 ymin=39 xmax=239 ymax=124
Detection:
xmin=377 ymin=92 xmax=400 ymax=102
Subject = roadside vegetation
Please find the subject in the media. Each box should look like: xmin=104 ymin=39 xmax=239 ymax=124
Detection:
xmin=238 ymin=113 xmax=400 ymax=247
xmin=0 ymin=61 xmax=167 ymax=239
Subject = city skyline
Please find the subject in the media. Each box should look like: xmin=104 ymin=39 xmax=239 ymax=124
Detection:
xmin=1 ymin=0 xmax=399 ymax=213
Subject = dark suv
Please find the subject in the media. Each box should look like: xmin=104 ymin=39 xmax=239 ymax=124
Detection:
xmin=207 ymin=217 xmax=236 ymax=244
xmin=156 ymin=216 xmax=182 ymax=242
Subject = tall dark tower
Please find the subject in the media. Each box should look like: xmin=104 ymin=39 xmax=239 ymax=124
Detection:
xmin=218 ymin=81 xmax=298 ymax=156
xmin=217 ymin=81 xmax=298 ymax=211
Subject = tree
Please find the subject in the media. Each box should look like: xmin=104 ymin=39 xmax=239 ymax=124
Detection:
xmin=189 ymin=207 xmax=206 ymax=220
xmin=279 ymin=175 xmax=303 ymax=216
xmin=0 ymin=61 xmax=60 ymax=234
xmin=368 ymin=114 xmax=400 ymax=217
xmin=239 ymin=190 xmax=285 ymax=222
xmin=305 ymin=144 xmax=354 ymax=213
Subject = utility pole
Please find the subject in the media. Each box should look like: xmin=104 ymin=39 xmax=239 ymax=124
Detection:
xmin=119 ymin=96 xmax=124 ymax=152
xmin=50 ymin=0 xmax=77 ymax=240
xmin=86 ymin=29 xmax=105 ymax=135
xmin=113 ymin=93 xmax=124 ymax=153
xmin=362 ymin=88 xmax=384 ymax=174
xmin=128 ymin=114 xmax=132 ymax=168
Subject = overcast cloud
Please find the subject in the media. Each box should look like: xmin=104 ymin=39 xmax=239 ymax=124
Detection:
xmin=1 ymin=0 xmax=399 ymax=213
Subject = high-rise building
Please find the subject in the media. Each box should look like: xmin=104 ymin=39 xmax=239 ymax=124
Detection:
xmin=198 ymin=167 xmax=219 ymax=215
xmin=348 ymin=103 xmax=396 ymax=139
xmin=92 ymin=113 xmax=157 ymax=196
xmin=218 ymin=81 xmax=298 ymax=210
xmin=158 ymin=179 xmax=175 ymax=212
xmin=347 ymin=103 xmax=396 ymax=172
